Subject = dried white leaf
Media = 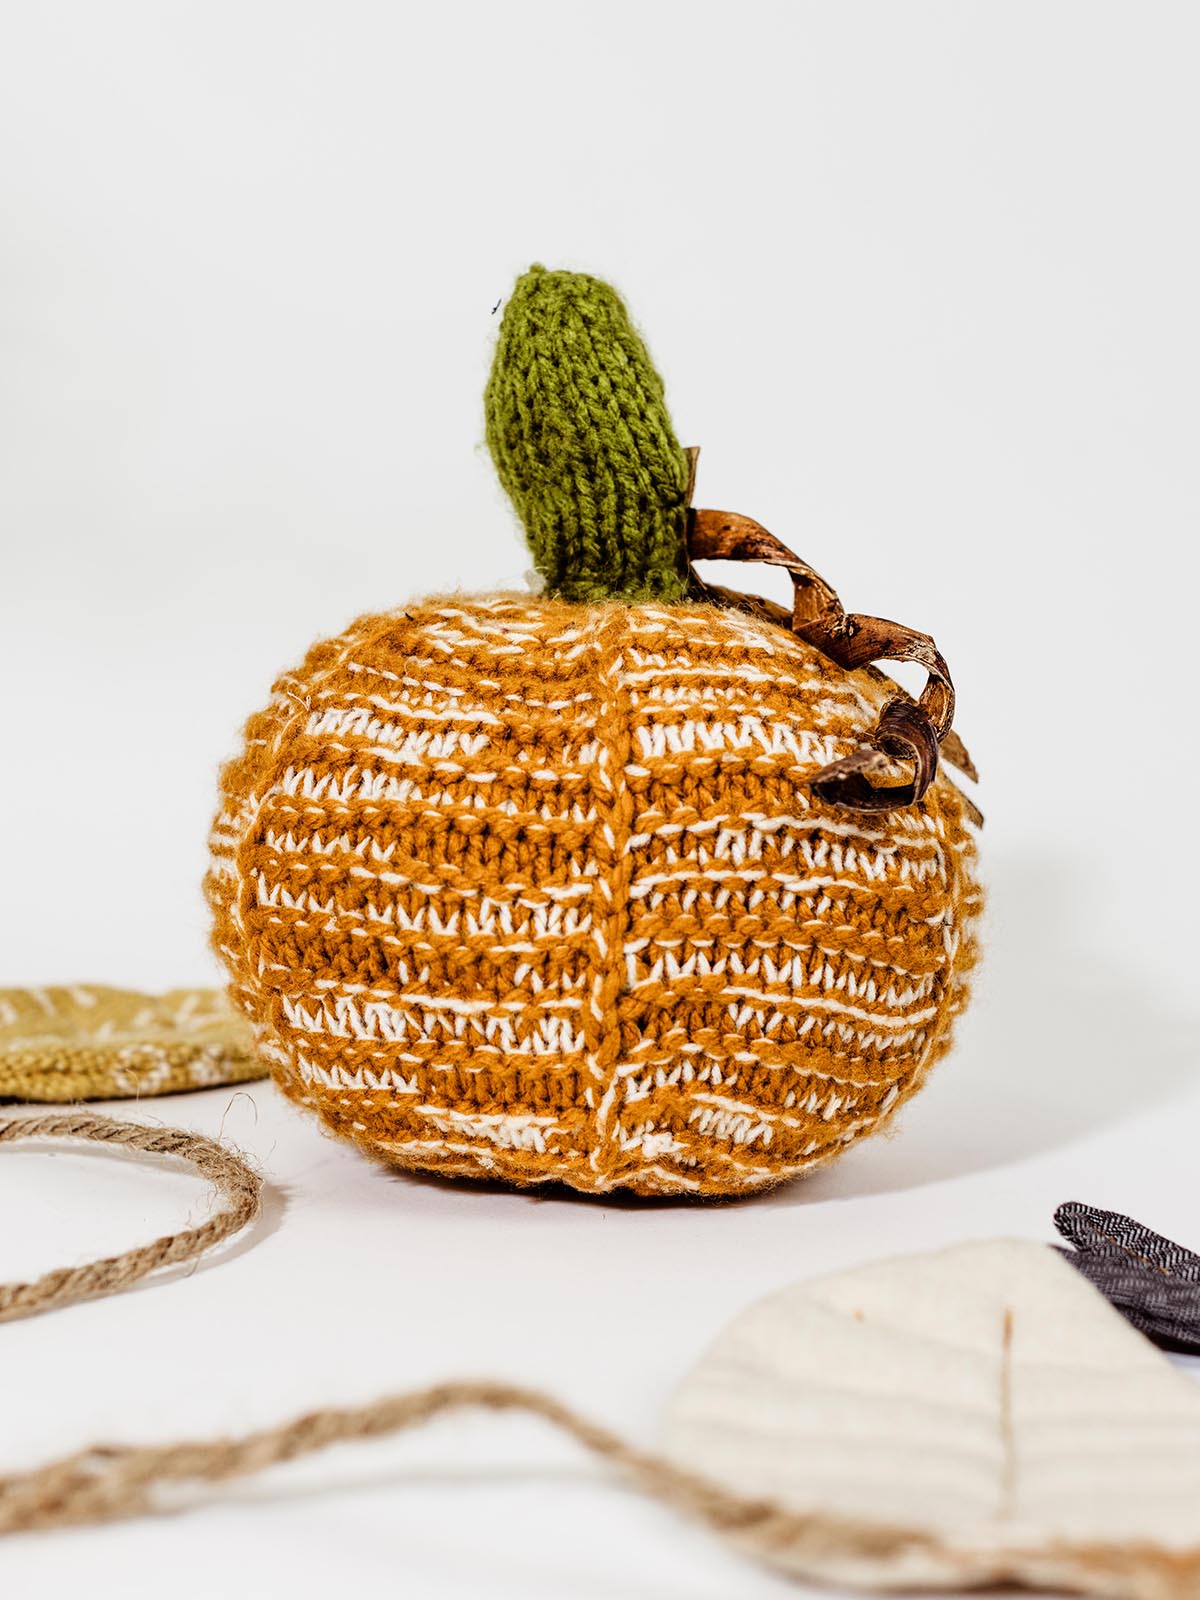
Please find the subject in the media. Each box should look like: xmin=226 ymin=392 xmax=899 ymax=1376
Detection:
xmin=662 ymin=1240 xmax=1200 ymax=1598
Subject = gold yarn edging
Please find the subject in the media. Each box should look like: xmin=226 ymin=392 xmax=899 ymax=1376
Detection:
xmin=0 ymin=986 xmax=265 ymax=1102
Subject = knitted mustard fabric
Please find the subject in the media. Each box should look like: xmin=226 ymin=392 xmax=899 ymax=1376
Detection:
xmin=0 ymin=986 xmax=262 ymax=1102
xmin=206 ymin=596 xmax=981 ymax=1196
xmin=485 ymin=266 xmax=692 ymax=603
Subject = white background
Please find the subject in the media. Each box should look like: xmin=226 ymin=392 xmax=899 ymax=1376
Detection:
xmin=2 ymin=3 xmax=1199 ymax=1595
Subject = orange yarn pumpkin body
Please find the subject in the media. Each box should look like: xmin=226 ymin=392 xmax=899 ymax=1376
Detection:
xmin=208 ymin=594 xmax=981 ymax=1197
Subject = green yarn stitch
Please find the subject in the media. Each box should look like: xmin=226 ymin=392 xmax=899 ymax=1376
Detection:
xmin=485 ymin=265 xmax=692 ymax=604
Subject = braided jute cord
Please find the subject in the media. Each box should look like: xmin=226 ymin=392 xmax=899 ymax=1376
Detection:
xmin=2 ymin=1381 xmax=1191 ymax=1600
xmin=0 ymin=1118 xmax=920 ymax=1556
xmin=2 ymin=1129 xmax=1191 ymax=1596
xmin=0 ymin=1113 xmax=261 ymax=1324
xmin=0 ymin=1118 xmax=939 ymax=1566
xmin=0 ymin=1128 xmax=926 ymax=1553
xmin=0 ymin=1377 xmax=864 ymax=1540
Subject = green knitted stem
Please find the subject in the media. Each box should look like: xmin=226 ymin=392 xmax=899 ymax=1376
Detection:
xmin=485 ymin=265 xmax=692 ymax=603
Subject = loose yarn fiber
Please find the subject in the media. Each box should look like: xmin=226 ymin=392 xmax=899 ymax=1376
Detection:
xmin=207 ymin=267 xmax=981 ymax=1196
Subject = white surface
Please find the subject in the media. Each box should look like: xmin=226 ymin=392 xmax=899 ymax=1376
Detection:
xmin=1 ymin=3 xmax=1198 ymax=1596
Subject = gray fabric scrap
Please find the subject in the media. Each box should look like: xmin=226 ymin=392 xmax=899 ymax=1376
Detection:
xmin=1055 ymin=1201 xmax=1200 ymax=1355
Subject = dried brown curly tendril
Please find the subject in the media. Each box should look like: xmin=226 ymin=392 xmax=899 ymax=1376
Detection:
xmin=684 ymin=498 xmax=977 ymax=818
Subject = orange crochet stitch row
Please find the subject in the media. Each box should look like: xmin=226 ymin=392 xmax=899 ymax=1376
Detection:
xmin=207 ymin=594 xmax=981 ymax=1196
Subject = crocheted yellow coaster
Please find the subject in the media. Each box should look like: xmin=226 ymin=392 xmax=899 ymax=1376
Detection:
xmin=0 ymin=986 xmax=263 ymax=1102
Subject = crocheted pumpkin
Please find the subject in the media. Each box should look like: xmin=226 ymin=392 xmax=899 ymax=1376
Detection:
xmin=207 ymin=267 xmax=981 ymax=1197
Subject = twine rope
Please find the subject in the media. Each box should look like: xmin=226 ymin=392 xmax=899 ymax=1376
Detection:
xmin=0 ymin=1372 xmax=935 ymax=1556
xmin=0 ymin=1113 xmax=925 ymax=1555
xmin=0 ymin=1113 xmax=261 ymax=1324
xmin=0 ymin=1122 xmax=1188 ymax=1597
xmin=0 ymin=1378 xmax=1181 ymax=1600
